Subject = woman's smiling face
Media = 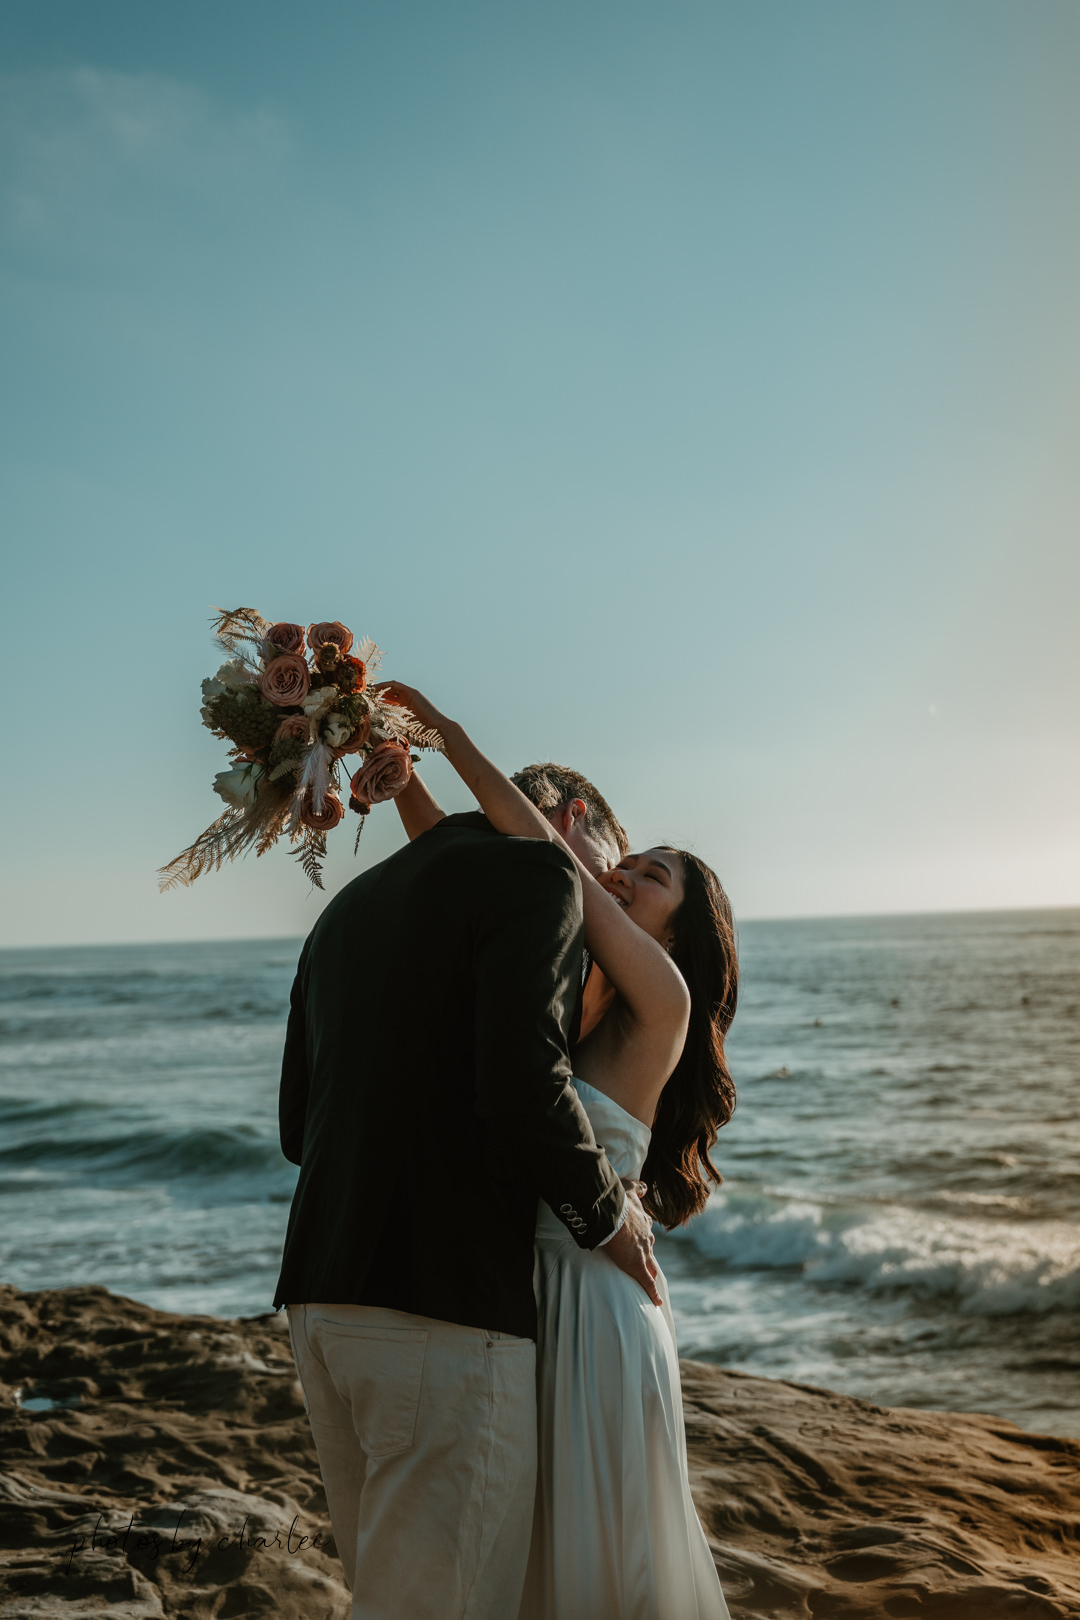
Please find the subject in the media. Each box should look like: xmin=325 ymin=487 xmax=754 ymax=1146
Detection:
xmin=597 ymin=848 xmax=686 ymax=949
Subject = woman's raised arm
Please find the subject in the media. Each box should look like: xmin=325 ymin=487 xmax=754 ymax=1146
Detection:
xmin=377 ymin=683 xmax=690 ymax=1058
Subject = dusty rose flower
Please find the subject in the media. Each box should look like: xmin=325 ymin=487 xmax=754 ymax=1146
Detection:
xmin=350 ymin=741 xmax=412 ymax=808
xmin=299 ymin=790 xmax=344 ymax=831
xmin=258 ymin=655 xmax=311 ymax=708
xmin=331 ymin=715 xmax=372 ymax=758
xmin=265 ymin=622 xmax=306 ymax=656
xmin=274 ymin=714 xmax=310 ymax=744
xmin=308 ymin=621 xmax=354 ymax=654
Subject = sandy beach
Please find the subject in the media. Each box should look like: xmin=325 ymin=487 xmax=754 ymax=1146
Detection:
xmin=2 ymin=1283 xmax=1077 ymax=1618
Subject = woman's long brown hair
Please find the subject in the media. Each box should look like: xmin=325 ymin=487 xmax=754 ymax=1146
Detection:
xmin=640 ymin=850 xmax=738 ymax=1229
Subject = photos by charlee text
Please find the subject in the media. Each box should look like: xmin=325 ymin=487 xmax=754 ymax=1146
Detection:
xmin=62 ymin=1507 xmax=324 ymax=1577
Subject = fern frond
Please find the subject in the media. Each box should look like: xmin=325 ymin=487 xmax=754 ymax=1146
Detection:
xmin=293 ymin=828 xmax=327 ymax=890
xmin=268 ymin=757 xmax=302 ymax=783
xmin=353 ymin=812 xmax=367 ymax=855
xmin=374 ymin=699 xmax=445 ymax=754
xmin=402 ymin=720 xmax=446 ymax=752
xmin=361 ymin=688 xmax=441 ymax=753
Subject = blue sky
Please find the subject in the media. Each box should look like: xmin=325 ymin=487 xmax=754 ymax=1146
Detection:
xmin=2 ymin=0 xmax=1078 ymax=945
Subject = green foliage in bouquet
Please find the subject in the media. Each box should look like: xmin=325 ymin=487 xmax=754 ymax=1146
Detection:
xmin=203 ymin=687 xmax=282 ymax=757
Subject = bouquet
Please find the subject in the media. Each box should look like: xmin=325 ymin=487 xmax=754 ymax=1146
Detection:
xmin=159 ymin=608 xmax=443 ymax=891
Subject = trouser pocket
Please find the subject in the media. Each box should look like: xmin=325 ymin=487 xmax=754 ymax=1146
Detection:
xmin=314 ymin=1323 xmax=428 ymax=1458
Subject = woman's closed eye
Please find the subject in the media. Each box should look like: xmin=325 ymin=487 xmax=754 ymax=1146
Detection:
xmin=611 ymin=851 xmax=677 ymax=892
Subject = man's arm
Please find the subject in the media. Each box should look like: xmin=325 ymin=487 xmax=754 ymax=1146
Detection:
xmin=278 ymin=960 xmax=310 ymax=1166
xmin=470 ymin=837 xmax=626 ymax=1249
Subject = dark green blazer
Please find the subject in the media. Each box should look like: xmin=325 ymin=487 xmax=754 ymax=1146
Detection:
xmin=272 ymin=812 xmax=625 ymax=1338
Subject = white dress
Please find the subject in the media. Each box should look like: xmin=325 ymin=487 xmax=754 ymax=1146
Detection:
xmin=519 ymin=1077 xmax=731 ymax=1620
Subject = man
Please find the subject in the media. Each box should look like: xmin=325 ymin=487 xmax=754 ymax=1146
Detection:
xmin=274 ymin=764 xmax=656 ymax=1620
xmin=508 ymin=761 xmax=629 ymax=871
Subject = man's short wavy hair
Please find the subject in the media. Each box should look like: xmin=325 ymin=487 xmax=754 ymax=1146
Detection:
xmin=510 ymin=763 xmax=629 ymax=859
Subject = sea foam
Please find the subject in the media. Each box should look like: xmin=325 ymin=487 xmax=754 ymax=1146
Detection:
xmin=673 ymin=1189 xmax=1080 ymax=1316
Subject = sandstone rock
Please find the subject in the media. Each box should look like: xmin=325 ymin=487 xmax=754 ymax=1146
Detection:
xmin=681 ymin=1361 xmax=1080 ymax=1618
xmin=2 ymin=1285 xmax=1078 ymax=1618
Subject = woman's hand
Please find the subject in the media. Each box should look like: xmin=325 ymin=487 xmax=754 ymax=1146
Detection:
xmin=373 ymin=681 xmax=456 ymax=748
xmin=371 ymin=682 xmax=453 ymax=840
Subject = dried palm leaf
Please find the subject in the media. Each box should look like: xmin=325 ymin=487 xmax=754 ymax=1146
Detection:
xmin=253 ymin=783 xmax=294 ymax=856
xmin=157 ymin=808 xmax=249 ymax=891
xmin=158 ymin=780 xmax=294 ymax=890
xmin=210 ymin=606 xmax=272 ymax=662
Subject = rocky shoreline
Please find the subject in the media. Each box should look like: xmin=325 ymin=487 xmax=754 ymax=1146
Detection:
xmin=1 ymin=1284 xmax=1077 ymax=1618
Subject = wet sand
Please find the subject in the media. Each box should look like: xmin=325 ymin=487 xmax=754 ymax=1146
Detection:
xmin=1 ymin=1285 xmax=1077 ymax=1618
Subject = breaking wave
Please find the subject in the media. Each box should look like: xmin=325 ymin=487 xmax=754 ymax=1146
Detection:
xmin=672 ymin=1190 xmax=1080 ymax=1316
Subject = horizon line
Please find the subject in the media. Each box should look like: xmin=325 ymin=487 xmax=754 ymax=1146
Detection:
xmin=2 ymin=898 xmax=1079 ymax=954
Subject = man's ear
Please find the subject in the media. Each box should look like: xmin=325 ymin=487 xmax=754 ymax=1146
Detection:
xmin=566 ymin=797 xmax=588 ymax=827
xmin=546 ymin=801 xmax=573 ymax=836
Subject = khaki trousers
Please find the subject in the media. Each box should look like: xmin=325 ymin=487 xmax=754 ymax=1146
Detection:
xmin=285 ymin=1303 xmax=537 ymax=1620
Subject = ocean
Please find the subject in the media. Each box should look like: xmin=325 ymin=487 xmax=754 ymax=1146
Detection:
xmin=1 ymin=909 xmax=1077 ymax=1437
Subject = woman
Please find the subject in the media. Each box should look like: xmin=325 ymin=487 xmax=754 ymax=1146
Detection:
xmin=382 ymin=683 xmax=737 ymax=1620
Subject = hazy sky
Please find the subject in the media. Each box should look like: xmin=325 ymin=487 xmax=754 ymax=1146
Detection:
xmin=3 ymin=0 xmax=1078 ymax=947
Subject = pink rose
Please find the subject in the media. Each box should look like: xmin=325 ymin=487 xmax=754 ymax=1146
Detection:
xmin=331 ymin=714 xmax=372 ymax=758
xmin=265 ymin=622 xmax=306 ymax=656
xmin=308 ymin=621 xmax=354 ymax=655
xmin=258 ymin=655 xmax=310 ymax=708
xmin=350 ymin=742 xmax=412 ymax=808
xmin=274 ymin=714 xmax=310 ymax=744
xmin=300 ymin=790 xmax=344 ymax=832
